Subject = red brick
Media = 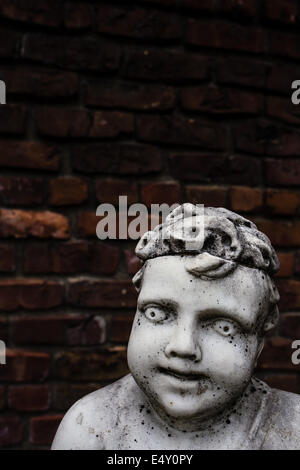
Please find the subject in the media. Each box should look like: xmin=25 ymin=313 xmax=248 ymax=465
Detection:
xmin=186 ymin=21 xmax=265 ymax=53
xmin=230 ymin=186 xmax=263 ymax=212
xmin=293 ymin=251 xmax=300 ymax=276
xmin=0 ymin=318 xmax=8 ymax=344
xmin=77 ymin=212 xmax=100 ymax=238
xmin=0 ymin=416 xmax=22 ymax=446
xmin=255 ymin=219 xmax=300 ymax=247
xmin=263 ymin=0 xmax=297 ymax=24
xmin=0 ymin=66 xmax=79 ymax=98
xmin=265 ymin=189 xmax=300 ymax=215
xmin=185 ymin=185 xmax=228 ymax=207
xmin=0 ymin=279 xmax=64 ymax=311
xmin=137 ymin=115 xmax=227 ymax=149
xmin=0 ymin=244 xmax=15 ymax=272
xmin=30 ymin=415 xmax=63 ymax=445
xmin=0 ymin=386 xmax=4 ymax=409
xmin=0 ymin=350 xmax=50 ymax=382
xmin=96 ymin=179 xmax=138 ymax=206
xmin=141 ymin=182 xmax=181 ymax=206
xmin=66 ymin=315 xmax=106 ymax=346
xmin=110 ymin=314 xmax=135 ymax=343
xmin=0 ymin=29 xmax=20 ymax=58
xmin=267 ymin=96 xmax=300 ymax=126
xmin=125 ymin=249 xmax=142 ymax=275
xmin=22 ymin=34 xmax=120 ymax=72
xmin=217 ymin=58 xmax=267 ymax=89
xmin=36 ymin=107 xmax=90 ymax=137
xmin=54 ymin=347 xmax=128 ymax=381
xmin=170 ymin=153 xmax=262 ymax=185
xmin=0 ymin=0 xmax=63 ymax=27
xmin=97 ymin=6 xmax=181 ymax=40
xmin=140 ymin=0 xmax=216 ymax=8
xmin=219 ymin=0 xmax=257 ymax=17
xmin=269 ymin=32 xmax=300 ymax=60
xmin=280 ymin=313 xmax=300 ymax=338
xmin=53 ymin=383 xmax=100 ymax=410
xmin=121 ymin=48 xmax=211 ymax=82
xmin=49 ymin=177 xmax=88 ymax=206
xmin=64 ymin=2 xmax=91 ymax=30
xmin=267 ymin=64 xmax=300 ymax=94
xmin=72 ymin=144 xmax=162 ymax=175
xmin=276 ymin=280 xmax=300 ymax=310
xmin=89 ymin=243 xmax=120 ymax=275
xmin=8 ymin=385 xmax=50 ymax=411
xmin=89 ymin=111 xmax=134 ymax=138
xmin=0 ymin=141 xmax=60 ymax=171
xmin=275 ymin=252 xmax=294 ymax=278
xmin=257 ymin=337 xmax=300 ymax=371
xmin=68 ymin=280 xmax=137 ymax=308
xmin=180 ymin=86 xmax=262 ymax=114
xmin=0 ymin=105 xmax=26 ymax=135
xmin=265 ymin=159 xmax=300 ymax=186
xmin=263 ymin=374 xmax=299 ymax=394
xmin=0 ymin=177 xmax=45 ymax=206
xmin=86 ymin=81 xmax=175 ymax=111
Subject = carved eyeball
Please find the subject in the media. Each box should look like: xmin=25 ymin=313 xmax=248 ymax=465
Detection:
xmin=143 ymin=306 xmax=168 ymax=323
xmin=212 ymin=319 xmax=237 ymax=337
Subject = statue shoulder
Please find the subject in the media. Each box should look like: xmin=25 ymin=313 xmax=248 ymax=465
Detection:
xmin=51 ymin=374 xmax=135 ymax=450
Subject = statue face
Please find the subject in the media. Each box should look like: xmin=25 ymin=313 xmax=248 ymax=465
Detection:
xmin=127 ymin=255 xmax=269 ymax=424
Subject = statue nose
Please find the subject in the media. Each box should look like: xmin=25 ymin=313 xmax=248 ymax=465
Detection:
xmin=164 ymin=323 xmax=202 ymax=363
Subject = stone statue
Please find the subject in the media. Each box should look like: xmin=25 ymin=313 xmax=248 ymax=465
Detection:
xmin=52 ymin=204 xmax=300 ymax=450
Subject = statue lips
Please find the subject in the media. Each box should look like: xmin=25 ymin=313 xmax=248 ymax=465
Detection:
xmin=158 ymin=366 xmax=208 ymax=384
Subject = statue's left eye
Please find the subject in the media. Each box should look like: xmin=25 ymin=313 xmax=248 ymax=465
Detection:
xmin=212 ymin=319 xmax=237 ymax=337
xmin=143 ymin=306 xmax=167 ymax=323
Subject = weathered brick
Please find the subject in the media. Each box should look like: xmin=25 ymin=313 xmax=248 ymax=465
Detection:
xmin=0 ymin=386 xmax=4 ymax=409
xmin=53 ymin=383 xmax=100 ymax=410
xmin=0 ymin=416 xmax=23 ymax=446
xmin=0 ymin=177 xmax=45 ymax=206
xmin=0 ymin=29 xmax=20 ymax=58
xmin=54 ymin=347 xmax=128 ymax=381
xmin=0 ymin=105 xmax=26 ymax=135
xmin=230 ymin=186 xmax=263 ymax=212
xmin=66 ymin=315 xmax=106 ymax=346
xmin=269 ymin=32 xmax=300 ymax=60
xmin=180 ymin=86 xmax=262 ymax=114
xmin=30 ymin=415 xmax=63 ymax=445
xmin=97 ymin=6 xmax=182 ymax=40
xmin=86 ymin=81 xmax=175 ymax=111
xmin=35 ymin=107 xmax=90 ymax=138
xmin=22 ymin=34 xmax=120 ymax=71
xmin=140 ymin=0 xmax=216 ymax=8
xmin=265 ymin=189 xmax=300 ymax=215
xmin=86 ymin=243 xmax=121 ymax=275
xmin=72 ymin=144 xmax=162 ymax=175
xmin=257 ymin=337 xmax=300 ymax=370
xmin=77 ymin=212 xmax=100 ymax=238
xmin=141 ymin=182 xmax=181 ymax=206
xmin=293 ymin=251 xmax=300 ymax=276
xmin=276 ymin=280 xmax=300 ymax=310
xmin=89 ymin=111 xmax=134 ymax=138
xmin=49 ymin=177 xmax=88 ymax=206
xmin=265 ymin=159 xmax=300 ymax=186
xmin=280 ymin=313 xmax=300 ymax=338
xmin=0 ymin=350 xmax=50 ymax=382
xmin=263 ymin=374 xmax=299 ymax=394
xmin=0 ymin=318 xmax=8 ymax=343
xmin=64 ymin=2 xmax=91 ymax=30
xmin=255 ymin=219 xmax=300 ymax=247
xmin=170 ymin=153 xmax=262 ymax=185
xmin=0 ymin=141 xmax=60 ymax=171
xmin=186 ymin=20 xmax=265 ymax=53
xmin=217 ymin=58 xmax=267 ymax=89
xmin=96 ymin=179 xmax=138 ymax=205
xmin=185 ymin=185 xmax=228 ymax=207
xmin=0 ymin=280 xmax=64 ymax=311
xmin=219 ymin=0 xmax=257 ymax=17
xmin=263 ymin=0 xmax=297 ymax=24
xmin=137 ymin=115 xmax=228 ymax=149
xmin=8 ymin=385 xmax=50 ymax=411
xmin=125 ymin=249 xmax=142 ymax=275
xmin=0 ymin=66 xmax=79 ymax=98
xmin=0 ymin=244 xmax=15 ymax=272
xmin=68 ymin=280 xmax=137 ymax=308
xmin=267 ymin=96 xmax=300 ymax=126
xmin=275 ymin=252 xmax=294 ymax=278
xmin=0 ymin=210 xmax=69 ymax=239
xmin=267 ymin=64 xmax=300 ymax=94
xmin=0 ymin=0 xmax=63 ymax=27
xmin=110 ymin=314 xmax=134 ymax=343
xmin=121 ymin=48 xmax=211 ymax=82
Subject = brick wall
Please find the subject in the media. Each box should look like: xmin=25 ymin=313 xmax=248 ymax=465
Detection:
xmin=0 ymin=0 xmax=300 ymax=449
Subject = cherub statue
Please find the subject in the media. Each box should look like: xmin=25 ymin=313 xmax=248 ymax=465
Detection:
xmin=52 ymin=204 xmax=300 ymax=450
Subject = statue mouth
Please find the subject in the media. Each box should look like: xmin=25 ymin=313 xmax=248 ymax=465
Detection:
xmin=158 ymin=367 xmax=206 ymax=381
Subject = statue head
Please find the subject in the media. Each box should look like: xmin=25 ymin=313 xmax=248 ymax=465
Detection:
xmin=127 ymin=204 xmax=280 ymax=428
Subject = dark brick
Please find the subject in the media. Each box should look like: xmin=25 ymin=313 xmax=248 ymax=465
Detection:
xmin=30 ymin=415 xmax=63 ymax=445
xmin=54 ymin=347 xmax=129 ymax=381
xmin=185 ymin=185 xmax=228 ymax=207
xmin=0 ymin=0 xmax=63 ymax=27
xmin=97 ymin=6 xmax=182 ymax=40
xmin=72 ymin=144 xmax=162 ymax=175
xmin=186 ymin=20 xmax=265 ymax=53
xmin=0 ymin=318 xmax=8 ymax=343
xmin=121 ymin=48 xmax=211 ymax=82
xmin=257 ymin=337 xmax=300 ymax=371
xmin=0 ymin=386 xmax=4 ymax=409
xmin=66 ymin=315 xmax=106 ymax=346
xmin=89 ymin=243 xmax=120 ymax=275
xmin=263 ymin=0 xmax=297 ymax=24
xmin=141 ymin=182 xmax=181 ymax=206
xmin=110 ymin=314 xmax=134 ymax=343
xmin=137 ymin=115 xmax=228 ymax=149
xmin=0 ymin=141 xmax=60 ymax=171
xmin=217 ymin=58 xmax=267 ymax=89
xmin=294 ymin=251 xmax=300 ymax=276
xmin=0 ymin=29 xmax=20 ymax=58
xmin=263 ymin=374 xmax=299 ymax=394
xmin=267 ymin=64 xmax=300 ymax=94
xmin=86 ymin=81 xmax=175 ymax=111
xmin=276 ymin=280 xmax=300 ymax=310
xmin=275 ymin=252 xmax=294 ymax=278
xmin=255 ymin=219 xmax=300 ymax=248
xmin=89 ymin=111 xmax=134 ymax=138
xmin=0 ymin=105 xmax=26 ymax=135
xmin=280 ymin=313 xmax=300 ymax=338
xmin=125 ymin=249 xmax=142 ymax=275
xmin=219 ymin=0 xmax=257 ymax=18
xmin=170 ymin=153 xmax=261 ymax=185
xmin=96 ymin=179 xmax=138 ymax=205
xmin=68 ymin=280 xmax=137 ymax=308
xmin=64 ymin=2 xmax=91 ymax=30
xmin=0 ymin=416 xmax=23 ymax=446
xmin=265 ymin=189 xmax=300 ymax=215
xmin=22 ymin=34 xmax=120 ymax=71
xmin=269 ymin=32 xmax=300 ymax=60
xmin=8 ymin=385 xmax=50 ymax=411
xmin=50 ymin=177 xmax=88 ymax=205
xmin=35 ymin=107 xmax=90 ymax=138
xmin=267 ymin=96 xmax=300 ymax=126
xmin=0 ymin=244 xmax=15 ymax=272
xmin=265 ymin=159 xmax=300 ymax=186
xmin=53 ymin=383 xmax=100 ymax=410
xmin=230 ymin=186 xmax=263 ymax=212
xmin=0 ymin=280 xmax=64 ymax=311
xmin=0 ymin=350 xmax=50 ymax=382
xmin=0 ymin=177 xmax=45 ymax=206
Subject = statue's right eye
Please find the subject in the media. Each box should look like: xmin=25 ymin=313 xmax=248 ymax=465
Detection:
xmin=143 ymin=306 xmax=168 ymax=323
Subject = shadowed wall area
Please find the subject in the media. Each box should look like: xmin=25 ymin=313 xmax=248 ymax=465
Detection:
xmin=0 ymin=0 xmax=300 ymax=448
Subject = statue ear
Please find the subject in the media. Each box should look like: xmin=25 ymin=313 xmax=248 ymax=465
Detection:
xmin=263 ymin=305 xmax=279 ymax=333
